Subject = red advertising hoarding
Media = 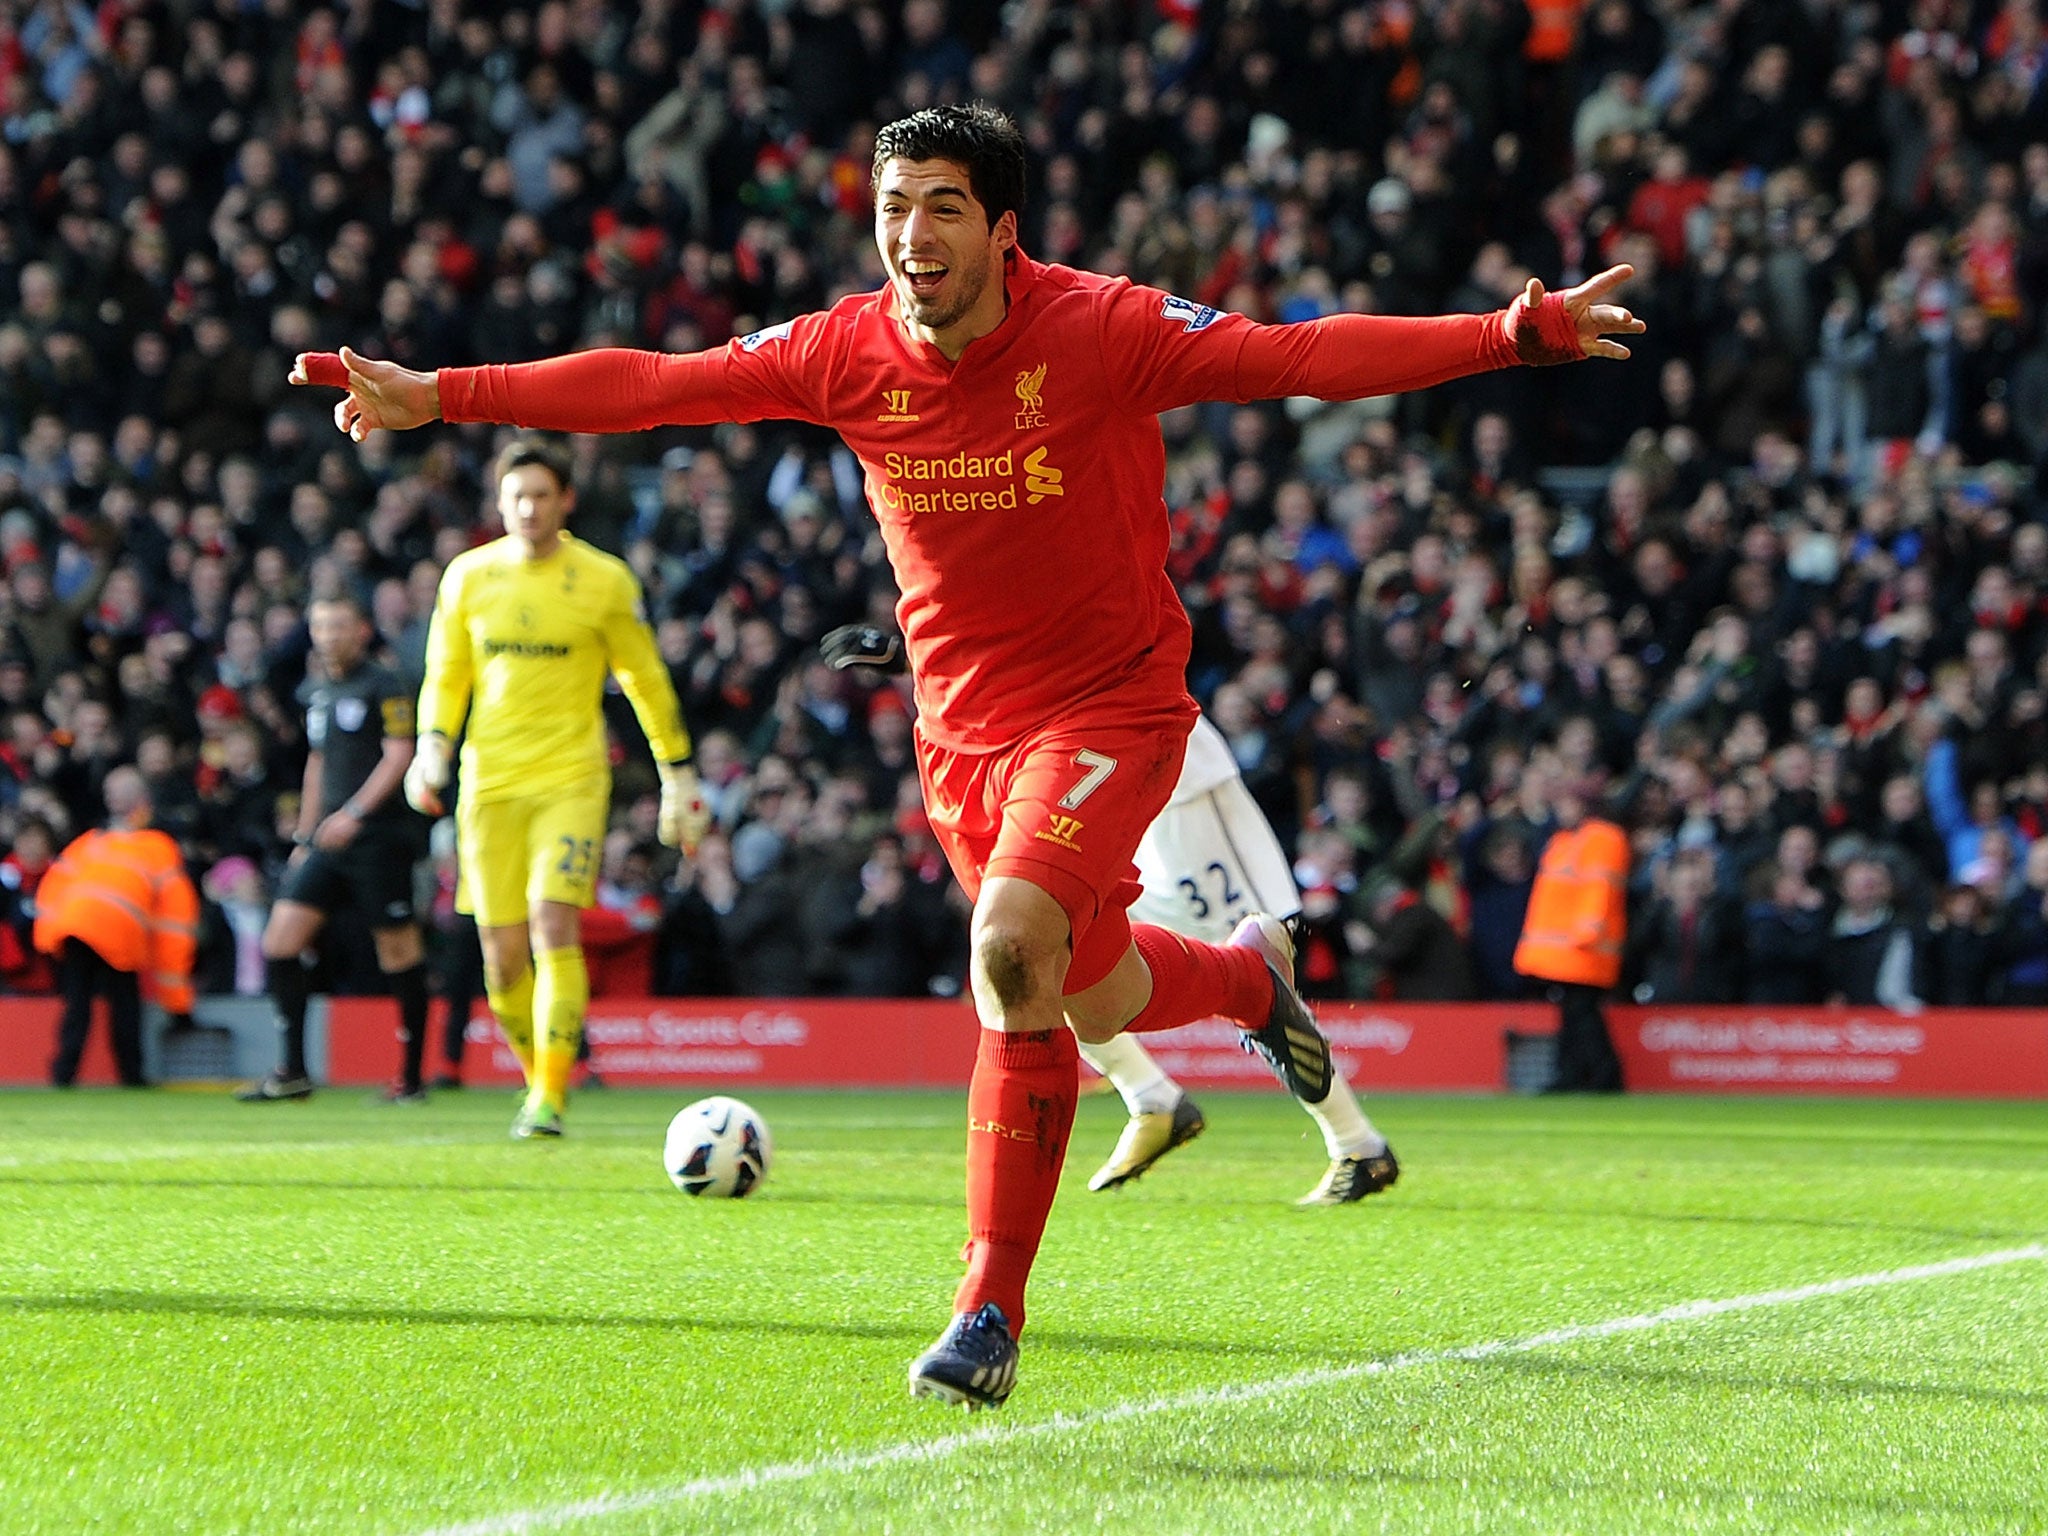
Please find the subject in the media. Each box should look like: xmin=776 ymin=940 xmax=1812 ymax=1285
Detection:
xmin=318 ymin=998 xmax=1540 ymax=1094
xmin=6 ymin=995 xmax=2045 ymax=1098
xmin=1614 ymin=1006 xmax=2048 ymax=1097
xmin=324 ymin=997 xmax=986 ymax=1087
xmin=323 ymin=999 xmax=2048 ymax=1097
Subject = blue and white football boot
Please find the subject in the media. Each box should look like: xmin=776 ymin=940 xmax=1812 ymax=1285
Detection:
xmin=908 ymin=1302 xmax=1018 ymax=1410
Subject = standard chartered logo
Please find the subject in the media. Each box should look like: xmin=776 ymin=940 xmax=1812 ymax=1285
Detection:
xmin=1022 ymin=446 xmax=1063 ymax=503
xmin=877 ymin=446 xmax=1066 ymax=514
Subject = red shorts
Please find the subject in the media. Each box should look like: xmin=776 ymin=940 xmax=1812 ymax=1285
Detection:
xmin=917 ymin=696 xmax=1196 ymax=995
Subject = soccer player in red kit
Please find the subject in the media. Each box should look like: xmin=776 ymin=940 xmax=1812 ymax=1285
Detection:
xmin=294 ymin=104 xmax=1642 ymax=1409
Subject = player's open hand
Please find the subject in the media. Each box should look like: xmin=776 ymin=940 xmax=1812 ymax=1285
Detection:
xmin=289 ymin=346 xmax=442 ymax=440
xmin=1505 ymin=264 xmax=1645 ymax=365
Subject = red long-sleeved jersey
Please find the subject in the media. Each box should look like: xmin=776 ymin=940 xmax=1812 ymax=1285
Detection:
xmin=440 ymin=251 xmax=1553 ymax=752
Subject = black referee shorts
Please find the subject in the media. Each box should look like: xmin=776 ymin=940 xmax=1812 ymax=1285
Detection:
xmin=280 ymin=823 xmax=425 ymax=927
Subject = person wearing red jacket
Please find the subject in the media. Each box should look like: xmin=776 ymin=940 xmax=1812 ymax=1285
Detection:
xmin=0 ymin=816 xmax=58 ymax=993
xmin=292 ymin=103 xmax=1641 ymax=1408
xmin=33 ymin=767 xmax=199 ymax=1087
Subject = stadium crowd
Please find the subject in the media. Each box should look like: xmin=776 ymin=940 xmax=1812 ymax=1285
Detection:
xmin=4 ymin=0 xmax=2048 ymax=1018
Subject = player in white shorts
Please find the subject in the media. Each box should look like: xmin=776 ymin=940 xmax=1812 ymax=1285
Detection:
xmin=1081 ymin=714 xmax=1400 ymax=1204
xmin=819 ymin=626 xmax=1398 ymax=1205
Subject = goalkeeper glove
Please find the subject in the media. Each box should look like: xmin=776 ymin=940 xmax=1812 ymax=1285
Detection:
xmin=404 ymin=731 xmax=451 ymax=816
xmin=819 ymin=623 xmax=903 ymax=672
xmin=658 ymin=759 xmax=711 ymax=853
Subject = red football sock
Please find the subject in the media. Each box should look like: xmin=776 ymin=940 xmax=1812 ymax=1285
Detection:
xmin=954 ymin=1027 xmax=1078 ymax=1335
xmin=1122 ymin=923 xmax=1273 ymax=1034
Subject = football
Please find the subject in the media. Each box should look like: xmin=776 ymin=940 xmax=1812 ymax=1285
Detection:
xmin=663 ymin=1096 xmax=773 ymax=1198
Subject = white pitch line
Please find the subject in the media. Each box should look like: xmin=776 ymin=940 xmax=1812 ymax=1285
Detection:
xmin=410 ymin=1243 xmax=2047 ymax=1536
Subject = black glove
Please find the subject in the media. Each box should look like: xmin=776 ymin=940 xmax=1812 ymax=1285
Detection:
xmin=820 ymin=623 xmax=904 ymax=672
xmin=166 ymin=1011 xmax=195 ymax=1032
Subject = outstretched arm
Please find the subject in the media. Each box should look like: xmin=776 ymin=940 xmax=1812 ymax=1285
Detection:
xmin=1117 ymin=265 xmax=1644 ymax=415
xmin=293 ymin=333 xmax=822 ymax=440
xmin=1234 ymin=265 xmax=1644 ymax=398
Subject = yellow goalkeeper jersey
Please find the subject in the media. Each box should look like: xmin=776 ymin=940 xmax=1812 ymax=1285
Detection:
xmin=418 ymin=532 xmax=690 ymax=804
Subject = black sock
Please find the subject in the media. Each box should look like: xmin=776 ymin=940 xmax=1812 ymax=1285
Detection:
xmin=390 ymin=964 xmax=430 ymax=1092
xmin=440 ymin=994 xmax=469 ymax=1077
xmin=268 ymin=955 xmax=312 ymax=1079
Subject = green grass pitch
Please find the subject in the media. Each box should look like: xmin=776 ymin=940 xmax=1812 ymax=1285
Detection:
xmin=2 ymin=1085 xmax=2045 ymax=1535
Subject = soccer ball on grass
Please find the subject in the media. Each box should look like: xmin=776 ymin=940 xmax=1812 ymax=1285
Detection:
xmin=663 ymin=1096 xmax=772 ymax=1197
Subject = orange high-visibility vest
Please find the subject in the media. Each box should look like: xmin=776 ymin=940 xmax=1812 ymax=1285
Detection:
xmin=1513 ymin=818 xmax=1629 ymax=988
xmin=1525 ymin=0 xmax=1586 ymax=63
xmin=34 ymin=827 xmax=199 ymax=1011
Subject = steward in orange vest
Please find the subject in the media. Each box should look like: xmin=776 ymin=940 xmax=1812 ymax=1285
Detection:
xmin=1513 ymin=816 xmax=1629 ymax=987
xmin=34 ymin=767 xmax=199 ymax=1086
xmin=1514 ymin=794 xmax=1629 ymax=1092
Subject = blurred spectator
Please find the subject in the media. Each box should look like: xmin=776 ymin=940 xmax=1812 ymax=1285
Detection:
xmin=819 ymin=830 xmax=951 ymax=996
xmin=583 ymin=831 xmax=663 ymax=996
xmin=1464 ymin=822 xmax=1536 ymax=1000
xmin=1629 ymin=845 xmax=1744 ymax=1003
xmin=1743 ymin=860 xmax=1831 ymax=1006
xmin=1826 ymin=857 xmax=1924 ymax=1012
xmin=1920 ymin=881 xmax=2001 ymax=1006
xmin=1356 ymin=872 xmax=1478 ymax=1001
xmin=198 ymin=855 xmax=269 ymax=997
xmin=0 ymin=816 xmax=57 ymax=992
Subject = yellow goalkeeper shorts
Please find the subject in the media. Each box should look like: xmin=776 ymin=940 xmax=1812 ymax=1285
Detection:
xmin=455 ymin=782 xmax=610 ymax=927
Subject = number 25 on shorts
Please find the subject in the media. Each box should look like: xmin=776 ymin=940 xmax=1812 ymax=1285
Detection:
xmin=555 ymin=836 xmax=594 ymax=883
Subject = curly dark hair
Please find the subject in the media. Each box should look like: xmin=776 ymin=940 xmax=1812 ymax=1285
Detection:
xmin=871 ymin=103 xmax=1027 ymax=230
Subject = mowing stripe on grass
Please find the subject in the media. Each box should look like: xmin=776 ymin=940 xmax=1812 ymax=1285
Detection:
xmin=0 ymin=1135 xmax=475 ymax=1169
xmin=412 ymin=1243 xmax=2047 ymax=1536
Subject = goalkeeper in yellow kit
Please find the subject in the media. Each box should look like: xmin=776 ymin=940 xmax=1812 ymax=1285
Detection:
xmin=406 ymin=439 xmax=709 ymax=1137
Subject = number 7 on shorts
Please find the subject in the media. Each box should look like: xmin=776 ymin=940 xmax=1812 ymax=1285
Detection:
xmin=1059 ymin=749 xmax=1117 ymax=811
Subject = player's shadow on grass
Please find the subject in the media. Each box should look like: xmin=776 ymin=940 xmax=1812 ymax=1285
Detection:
xmin=1146 ymin=1457 xmax=2030 ymax=1525
xmin=0 ymin=1292 xmax=1313 ymax=1360
xmin=1493 ymin=1352 xmax=2048 ymax=1410
xmin=0 ymin=1173 xmax=951 ymax=1208
xmin=1030 ymin=1328 xmax=1324 ymax=1363
xmin=0 ymin=1289 xmax=934 ymax=1343
xmin=1420 ymin=1194 xmax=2035 ymax=1246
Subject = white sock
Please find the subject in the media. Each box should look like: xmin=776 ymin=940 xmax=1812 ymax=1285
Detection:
xmin=1077 ymin=1032 xmax=1181 ymax=1116
xmin=1303 ymin=1070 xmax=1387 ymax=1160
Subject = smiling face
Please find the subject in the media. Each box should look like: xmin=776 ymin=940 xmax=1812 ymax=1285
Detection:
xmin=873 ymin=156 xmax=1015 ymax=356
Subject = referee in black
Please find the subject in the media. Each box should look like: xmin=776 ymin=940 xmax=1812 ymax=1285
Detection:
xmin=238 ymin=592 xmax=432 ymax=1102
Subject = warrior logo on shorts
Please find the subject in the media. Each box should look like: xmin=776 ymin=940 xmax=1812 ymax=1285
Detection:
xmin=1035 ymin=813 xmax=1084 ymax=852
xmin=1013 ymin=362 xmax=1047 ymax=429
